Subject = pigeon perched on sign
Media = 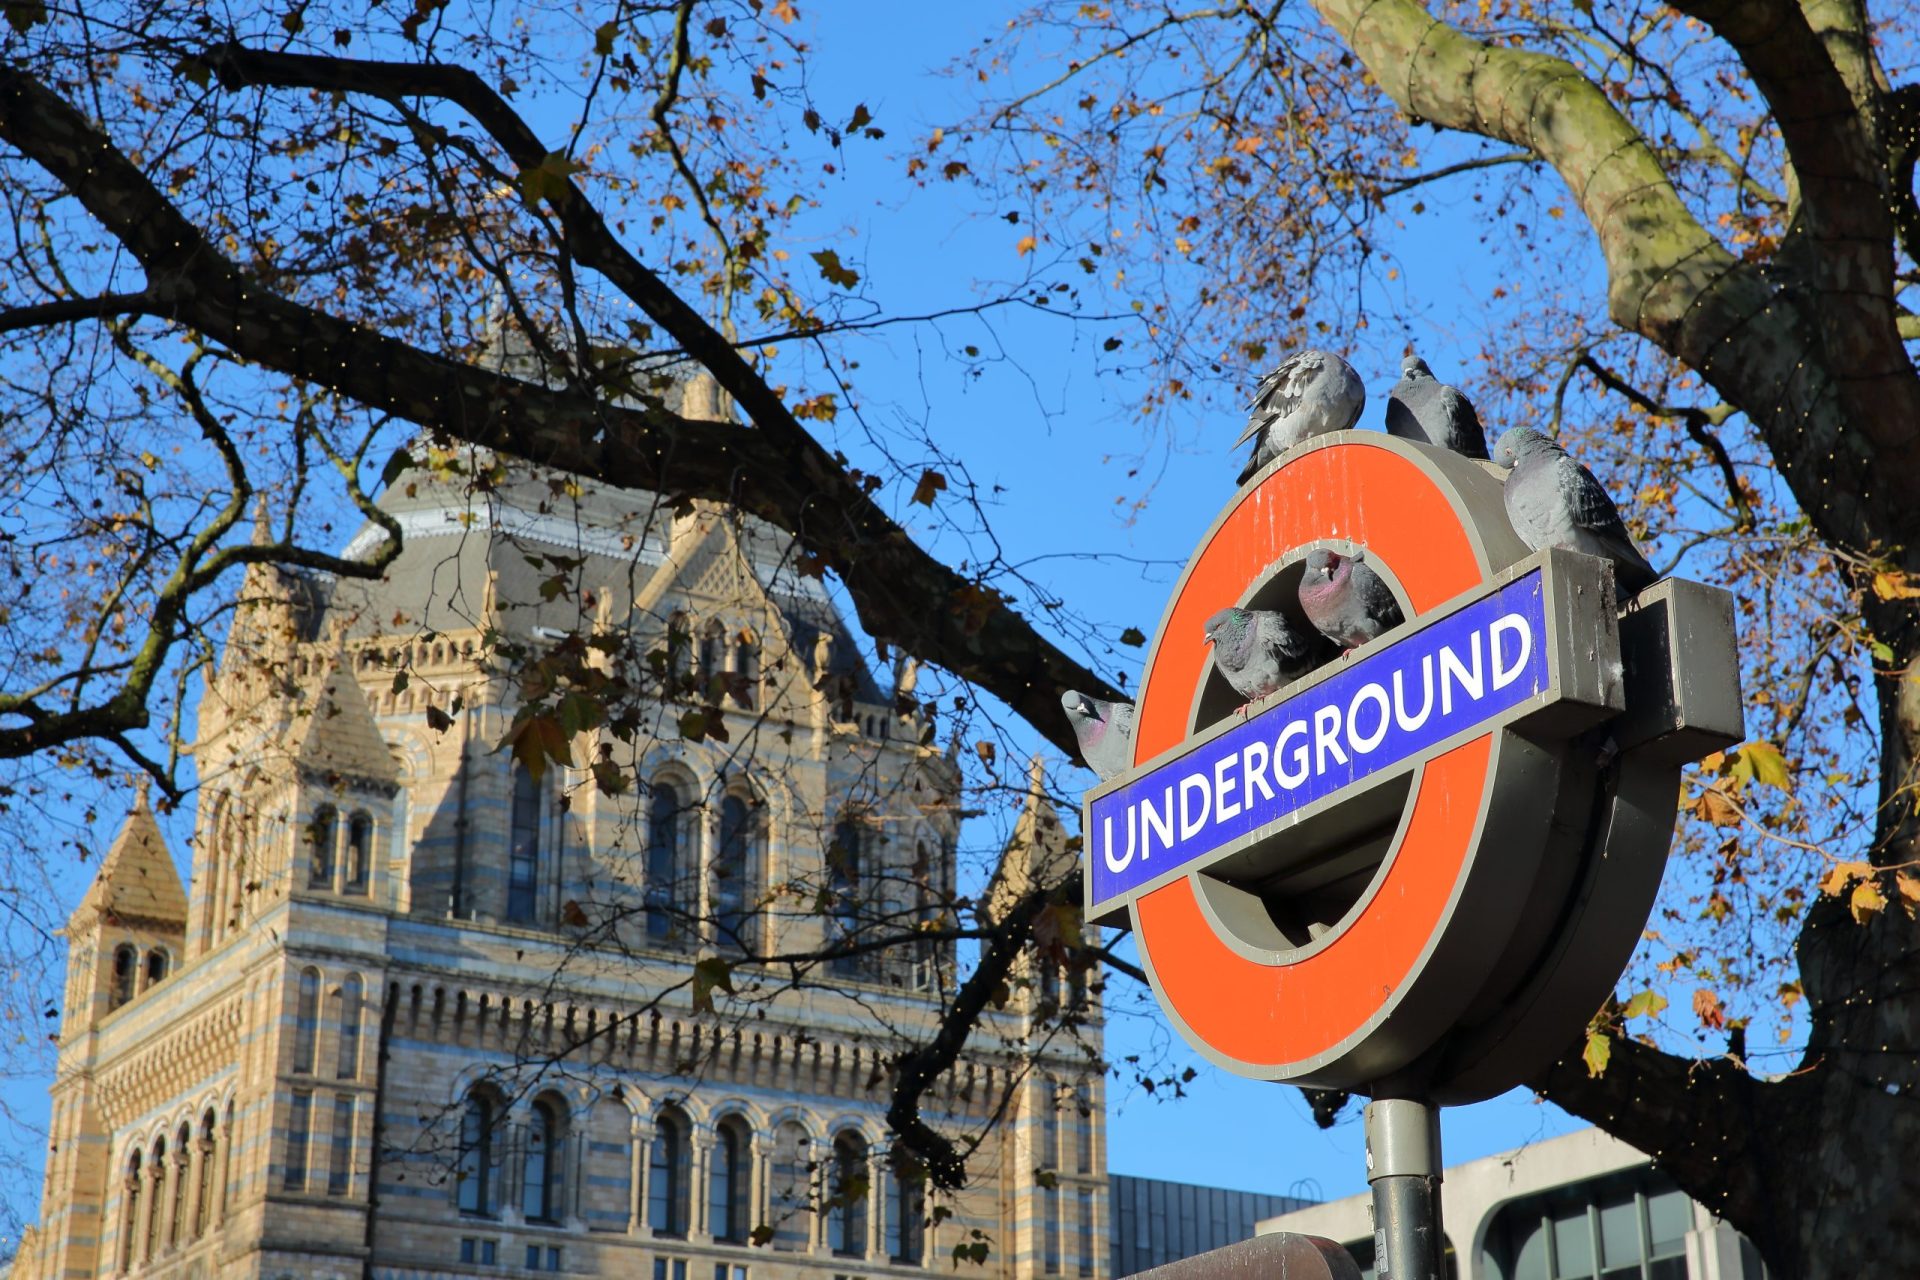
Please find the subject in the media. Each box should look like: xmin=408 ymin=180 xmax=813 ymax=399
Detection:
xmin=1203 ymin=606 xmax=1334 ymax=702
xmin=1061 ymin=690 xmax=1137 ymax=780
xmin=1493 ymin=427 xmax=1657 ymax=594
xmin=1385 ymin=355 xmax=1489 ymax=459
xmin=1237 ymin=349 xmax=1367 ymax=484
xmin=1297 ymin=549 xmax=1405 ymax=650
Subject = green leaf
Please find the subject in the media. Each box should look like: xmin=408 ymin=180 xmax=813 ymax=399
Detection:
xmin=518 ymin=151 xmax=587 ymax=206
xmin=677 ymin=710 xmax=709 ymax=741
xmin=691 ymin=957 xmax=736 ymax=1013
xmin=1582 ymin=1028 xmax=1611 ymax=1077
xmin=1871 ymin=638 xmax=1896 ymax=664
xmin=1119 ymin=626 xmax=1146 ymax=647
xmin=1621 ymin=989 xmax=1667 ymax=1020
xmin=389 ymin=669 xmax=410 ymax=695
xmin=1738 ymin=740 xmax=1790 ymax=790
xmin=749 ymin=1225 xmax=777 ymax=1247
xmin=810 ymin=248 xmax=861 ymax=289
xmin=174 ymin=55 xmax=212 ymax=88
xmin=557 ymin=690 xmax=606 ymax=736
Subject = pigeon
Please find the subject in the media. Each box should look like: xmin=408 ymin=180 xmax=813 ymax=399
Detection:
xmin=1061 ymin=690 xmax=1137 ymax=781
xmin=1236 ymin=349 xmax=1367 ymax=484
xmin=1202 ymin=606 xmax=1334 ymax=702
xmin=1297 ymin=549 xmax=1405 ymax=650
xmin=1384 ymin=354 xmax=1489 ymax=459
xmin=1492 ymin=427 xmax=1657 ymax=594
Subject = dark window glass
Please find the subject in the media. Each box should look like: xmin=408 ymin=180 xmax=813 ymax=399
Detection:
xmin=1078 ymin=1189 xmax=1095 ymax=1276
xmin=647 ymin=787 xmax=686 ymax=945
xmin=194 ymin=1111 xmax=216 ymax=1238
xmin=329 ymin=1095 xmax=354 ymax=1195
xmin=344 ymin=812 xmax=372 ymax=894
xmin=458 ymin=1093 xmax=495 ymax=1215
xmin=710 ymin=1117 xmax=750 ymax=1243
xmin=110 ymin=945 xmax=136 ymax=1010
xmin=829 ymin=1131 xmax=869 ymax=1257
xmin=507 ymin=765 xmax=540 ymax=923
xmin=648 ymin=1108 xmax=690 ymax=1235
xmin=336 ymin=975 xmax=362 ymax=1079
xmin=523 ymin=1098 xmax=565 ymax=1221
xmin=169 ymin=1124 xmax=190 ymax=1245
xmin=715 ymin=794 xmax=759 ymax=951
xmin=698 ymin=620 xmax=726 ymax=691
xmin=771 ymin=1121 xmax=811 ymax=1251
xmin=292 ymin=968 xmax=320 ymax=1073
xmin=827 ymin=820 xmax=863 ymax=976
xmin=308 ymin=807 xmax=337 ymax=888
xmin=886 ymin=1153 xmax=924 ymax=1264
xmin=1044 ymin=1184 xmax=1061 ymax=1274
xmin=284 ymin=1097 xmax=310 ymax=1191
xmin=121 ymin=1149 xmax=142 ymax=1270
xmin=145 ymin=948 xmax=168 ymax=988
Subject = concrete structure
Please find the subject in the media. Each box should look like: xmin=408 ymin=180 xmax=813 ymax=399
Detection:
xmin=9 ymin=386 xmax=1106 ymax=1280
xmin=1255 ymin=1128 xmax=1768 ymax=1280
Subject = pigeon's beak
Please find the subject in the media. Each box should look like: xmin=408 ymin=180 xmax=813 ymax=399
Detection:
xmin=1201 ymin=629 xmax=1216 ymax=646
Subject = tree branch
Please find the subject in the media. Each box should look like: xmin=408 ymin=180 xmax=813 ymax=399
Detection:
xmin=1577 ymin=354 xmax=1754 ymax=529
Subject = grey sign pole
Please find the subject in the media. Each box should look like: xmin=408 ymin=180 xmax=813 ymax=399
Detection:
xmin=1364 ymin=1098 xmax=1443 ymax=1280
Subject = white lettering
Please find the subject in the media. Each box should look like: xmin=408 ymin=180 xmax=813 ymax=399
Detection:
xmin=1439 ymin=632 xmax=1484 ymax=716
xmin=1393 ymin=654 xmax=1435 ymax=732
xmin=1314 ymin=704 xmax=1349 ymax=774
xmin=1102 ymin=807 xmax=1138 ymax=875
xmin=1347 ymin=682 xmax=1391 ymax=753
xmin=1275 ymin=720 xmax=1310 ymax=788
xmin=1491 ymin=613 xmax=1532 ymax=690
xmin=1242 ymin=739 xmax=1275 ymax=804
xmin=1178 ymin=774 xmax=1211 ymax=840
xmin=1140 ymin=787 xmax=1174 ymax=861
xmin=1213 ymin=751 xmax=1241 ymax=822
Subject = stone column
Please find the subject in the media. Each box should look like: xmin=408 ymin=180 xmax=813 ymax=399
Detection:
xmin=630 ymin=1116 xmax=655 ymax=1236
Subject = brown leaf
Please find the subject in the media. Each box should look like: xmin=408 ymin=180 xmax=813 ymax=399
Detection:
xmin=911 ymin=469 xmax=948 ymax=507
xmin=1692 ymin=988 xmax=1727 ymax=1031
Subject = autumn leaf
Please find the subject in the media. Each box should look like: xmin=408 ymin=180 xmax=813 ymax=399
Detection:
xmin=1850 ymin=880 xmax=1887 ymax=924
xmin=1872 ymin=569 xmax=1920 ymax=600
xmin=1582 ymin=1029 xmax=1611 ymax=1077
xmin=424 ymin=703 xmax=455 ymax=735
xmin=1119 ymin=626 xmax=1146 ymax=647
xmin=691 ymin=956 xmax=736 ymax=1013
xmin=1622 ymin=989 xmax=1668 ymax=1020
xmin=1819 ymin=860 xmax=1873 ymax=897
xmin=4 ymin=0 xmax=46 ymax=32
xmin=560 ymin=899 xmax=590 ymax=928
xmin=518 ymin=151 xmax=587 ymax=206
xmin=974 ymin=739 xmax=996 ymax=765
xmin=1690 ymin=786 xmax=1740 ymax=827
xmin=593 ymin=19 xmax=618 ymax=55
xmin=1729 ymin=740 xmax=1790 ymax=790
xmin=911 ymin=469 xmax=947 ymax=507
xmin=811 ymin=248 xmax=860 ymax=289
xmin=1693 ymin=988 xmax=1727 ymax=1031
xmin=1897 ymin=871 xmax=1920 ymax=912
xmin=501 ymin=712 xmax=571 ymax=782
xmin=1015 ymin=235 xmax=1038 ymax=255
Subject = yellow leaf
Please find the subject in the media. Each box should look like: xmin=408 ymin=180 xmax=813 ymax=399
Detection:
xmin=1735 ymin=740 xmax=1790 ymax=790
xmin=1850 ymin=881 xmax=1887 ymax=924
xmin=1621 ymin=989 xmax=1667 ymax=1020
xmin=1896 ymin=871 xmax=1920 ymax=908
xmin=1872 ymin=569 xmax=1920 ymax=600
xmin=1582 ymin=1029 xmax=1611 ymax=1077
xmin=1015 ymin=235 xmax=1038 ymax=256
xmin=1819 ymin=860 xmax=1873 ymax=897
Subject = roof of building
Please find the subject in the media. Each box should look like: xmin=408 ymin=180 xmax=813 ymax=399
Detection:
xmin=73 ymin=785 xmax=188 ymax=928
xmin=289 ymin=656 xmax=401 ymax=787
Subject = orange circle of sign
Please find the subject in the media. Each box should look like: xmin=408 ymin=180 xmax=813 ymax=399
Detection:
xmin=1129 ymin=440 xmax=1494 ymax=1072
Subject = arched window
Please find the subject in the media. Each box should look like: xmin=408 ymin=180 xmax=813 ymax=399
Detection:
xmin=335 ymin=975 xmax=363 ymax=1079
xmin=169 ymin=1122 xmax=191 ymax=1246
xmin=648 ymin=1106 xmax=690 ymax=1236
xmin=828 ymin=1131 xmax=870 ymax=1258
xmin=110 ymin=945 xmax=137 ymax=1010
xmin=144 ymin=948 xmax=169 ymax=991
xmin=121 ymin=1148 xmax=143 ymax=1271
xmin=770 ymin=1120 xmax=812 ymax=1251
xmin=646 ymin=783 xmax=688 ymax=946
xmin=145 ymin=1136 xmax=166 ymax=1258
xmin=885 ymin=1152 xmax=924 ymax=1264
xmin=734 ymin=631 xmax=760 ymax=708
xmin=308 ymin=806 xmax=337 ymax=889
xmin=827 ymin=819 xmax=864 ymax=976
xmin=291 ymin=968 xmax=320 ymax=1073
xmin=698 ymin=619 xmax=727 ymax=691
xmin=709 ymin=1115 xmax=751 ymax=1243
xmin=457 ymin=1090 xmax=498 ymax=1216
xmin=344 ymin=812 xmax=372 ymax=895
xmin=194 ymin=1110 xmax=217 ymax=1238
xmin=522 ymin=1096 xmax=566 ymax=1222
xmin=507 ymin=764 xmax=541 ymax=924
xmin=714 ymin=793 xmax=760 ymax=952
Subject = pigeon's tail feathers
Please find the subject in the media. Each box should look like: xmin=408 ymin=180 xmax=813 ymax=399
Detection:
xmin=1236 ymin=450 xmax=1264 ymax=486
xmin=1234 ymin=414 xmax=1267 ymax=449
xmin=1592 ymin=533 xmax=1658 ymax=593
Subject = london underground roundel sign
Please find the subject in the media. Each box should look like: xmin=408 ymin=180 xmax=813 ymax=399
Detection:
xmin=1081 ymin=432 xmax=1744 ymax=1101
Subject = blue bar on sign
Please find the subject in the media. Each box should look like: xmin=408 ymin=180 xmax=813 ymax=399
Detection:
xmin=1087 ymin=570 xmax=1550 ymax=913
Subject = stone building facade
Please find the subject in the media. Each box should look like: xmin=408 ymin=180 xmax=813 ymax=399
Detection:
xmin=11 ymin=435 xmax=1105 ymax=1280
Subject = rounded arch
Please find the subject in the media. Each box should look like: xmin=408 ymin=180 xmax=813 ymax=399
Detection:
xmin=521 ymin=1091 xmax=569 ymax=1223
xmin=827 ymin=1127 xmax=873 ymax=1258
xmin=109 ymin=943 xmax=138 ymax=1010
xmin=708 ymin=1109 xmax=754 ymax=1244
xmin=456 ymin=1080 xmax=507 ymax=1218
xmin=647 ymin=1100 xmax=694 ymax=1238
xmin=644 ymin=766 xmax=702 ymax=949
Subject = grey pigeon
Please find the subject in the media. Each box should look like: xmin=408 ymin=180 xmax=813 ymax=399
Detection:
xmin=1298 ymin=549 xmax=1405 ymax=650
xmin=1236 ymin=349 xmax=1366 ymax=484
xmin=1061 ymin=690 xmax=1137 ymax=781
xmin=1493 ymin=427 xmax=1657 ymax=594
xmin=1203 ymin=606 xmax=1334 ymax=702
xmin=1385 ymin=355 xmax=1489 ymax=459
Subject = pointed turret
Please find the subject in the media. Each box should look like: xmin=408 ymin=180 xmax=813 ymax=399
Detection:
xmin=63 ymin=784 xmax=187 ymax=1028
xmin=289 ymin=654 xmax=399 ymax=790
